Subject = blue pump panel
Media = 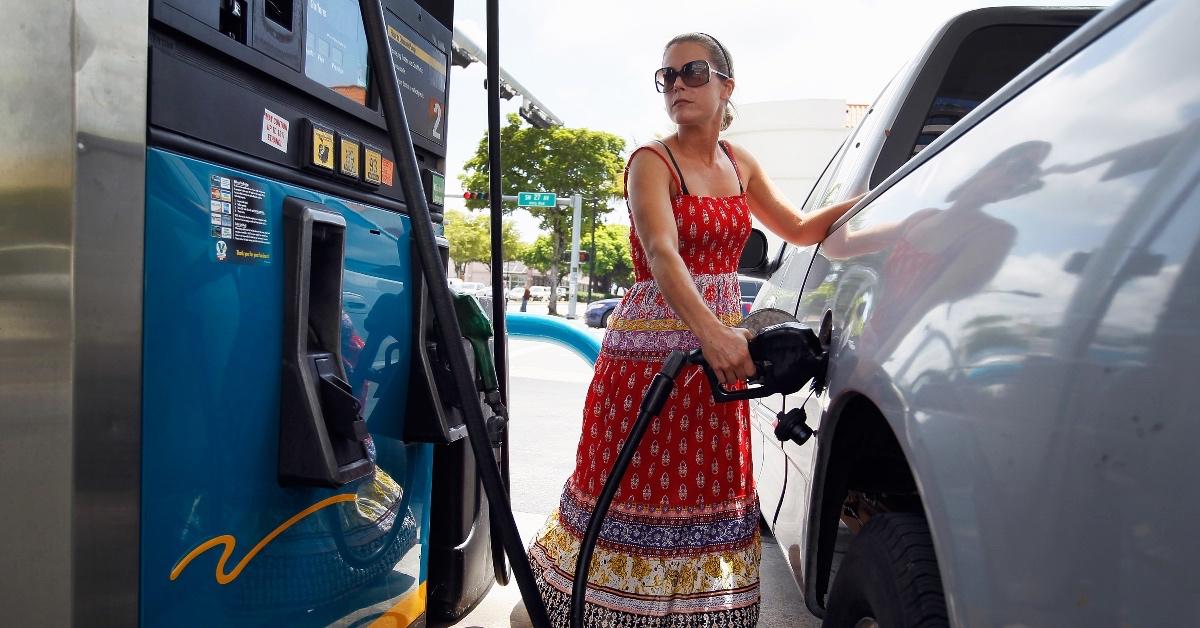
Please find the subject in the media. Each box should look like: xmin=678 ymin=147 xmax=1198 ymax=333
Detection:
xmin=141 ymin=149 xmax=432 ymax=625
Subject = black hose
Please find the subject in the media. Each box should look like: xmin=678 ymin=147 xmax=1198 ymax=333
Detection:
xmin=485 ymin=0 xmax=512 ymax=587
xmin=356 ymin=2 xmax=552 ymax=626
xmin=570 ymin=350 xmax=689 ymax=628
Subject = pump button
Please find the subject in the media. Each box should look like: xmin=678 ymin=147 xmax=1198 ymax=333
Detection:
xmin=338 ymin=134 xmax=361 ymax=180
xmin=363 ymin=145 xmax=383 ymax=186
xmin=305 ymin=120 xmax=336 ymax=172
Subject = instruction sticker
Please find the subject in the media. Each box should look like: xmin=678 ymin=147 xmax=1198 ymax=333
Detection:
xmin=261 ymin=109 xmax=289 ymax=153
xmin=211 ymin=175 xmax=272 ymax=265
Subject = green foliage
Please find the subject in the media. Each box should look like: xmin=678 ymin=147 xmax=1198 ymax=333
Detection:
xmin=460 ymin=114 xmax=626 ymax=314
xmin=521 ymin=223 xmax=634 ymax=298
xmin=443 ymin=209 xmax=522 ymax=278
xmin=590 ymin=223 xmax=634 ymax=292
xmin=520 ymin=234 xmax=556 ymax=277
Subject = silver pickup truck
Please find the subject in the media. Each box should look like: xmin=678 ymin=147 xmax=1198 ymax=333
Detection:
xmin=742 ymin=0 xmax=1200 ymax=625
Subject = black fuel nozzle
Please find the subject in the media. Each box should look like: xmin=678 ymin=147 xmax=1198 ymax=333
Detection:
xmin=689 ymin=322 xmax=827 ymax=403
xmin=774 ymin=407 xmax=814 ymax=447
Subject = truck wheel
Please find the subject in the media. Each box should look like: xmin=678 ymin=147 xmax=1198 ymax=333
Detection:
xmin=822 ymin=513 xmax=948 ymax=628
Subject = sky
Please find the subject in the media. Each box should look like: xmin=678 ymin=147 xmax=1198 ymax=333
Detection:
xmin=440 ymin=0 xmax=1114 ymax=241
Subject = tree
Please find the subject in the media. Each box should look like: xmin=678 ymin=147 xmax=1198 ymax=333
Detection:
xmin=443 ymin=209 xmax=522 ymax=278
xmin=460 ymin=114 xmax=625 ymax=314
xmin=520 ymin=234 xmax=558 ymax=281
xmin=523 ymin=224 xmax=633 ymax=299
xmin=589 ymin=224 xmax=634 ymax=294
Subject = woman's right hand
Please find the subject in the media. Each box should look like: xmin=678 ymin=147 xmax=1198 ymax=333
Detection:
xmin=699 ymin=325 xmax=756 ymax=387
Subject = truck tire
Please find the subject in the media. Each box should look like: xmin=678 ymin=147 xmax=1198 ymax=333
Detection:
xmin=822 ymin=513 xmax=948 ymax=628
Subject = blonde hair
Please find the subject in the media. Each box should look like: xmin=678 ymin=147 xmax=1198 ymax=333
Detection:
xmin=665 ymin=32 xmax=736 ymax=130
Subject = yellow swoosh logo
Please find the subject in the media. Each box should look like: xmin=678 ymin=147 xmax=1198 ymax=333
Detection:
xmin=170 ymin=493 xmax=357 ymax=584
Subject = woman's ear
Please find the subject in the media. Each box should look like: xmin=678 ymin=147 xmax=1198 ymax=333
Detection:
xmin=722 ymin=77 xmax=735 ymax=100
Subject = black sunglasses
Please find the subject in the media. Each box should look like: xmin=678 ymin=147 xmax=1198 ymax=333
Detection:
xmin=655 ymin=59 xmax=730 ymax=93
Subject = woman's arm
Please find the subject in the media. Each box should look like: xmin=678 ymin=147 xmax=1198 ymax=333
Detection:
xmin=733 ymin=143 xmax=866 ymax=246
xmin=626 ymin=148 xmax=754 ymax=386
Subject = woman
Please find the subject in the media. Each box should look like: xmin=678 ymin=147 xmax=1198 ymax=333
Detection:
xmin=527 ymin=32 xmax=863 ymax=626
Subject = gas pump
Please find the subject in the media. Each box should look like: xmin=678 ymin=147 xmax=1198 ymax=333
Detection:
xmin=140 ymin=0 xmax=505 ymax=624
xmin=0 ymin=0 xmax=508 ymax=625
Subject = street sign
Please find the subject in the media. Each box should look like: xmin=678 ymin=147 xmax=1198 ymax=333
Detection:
xmin=517 ymin=191 xmax=557 ymax=207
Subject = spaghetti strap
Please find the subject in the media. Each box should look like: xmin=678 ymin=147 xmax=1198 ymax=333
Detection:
xmin=653 ymin=140 xmax=691 ymax=196
xmin=623 ymin=145 xmax=685 ymax=198
xmin=718 ymin=140 xmax=745 ymax=195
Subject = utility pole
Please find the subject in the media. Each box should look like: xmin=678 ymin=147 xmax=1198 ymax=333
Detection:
xmin=588 ymin=207 xmax=596 ymax=306
xmin=461 ymin=191 xmax=585 ymax=317
xmin=566 ymin=193 xmax=583 ymax=319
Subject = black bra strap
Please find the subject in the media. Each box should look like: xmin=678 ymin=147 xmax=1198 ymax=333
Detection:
xmin=653 ymin=140 xmax=690 ymax=196
xmin=718 ymin=141 xmax=744 ymax=195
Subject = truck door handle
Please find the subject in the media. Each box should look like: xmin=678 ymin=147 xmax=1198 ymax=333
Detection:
xmin=279 ymin=198 xmax=373 ymax=487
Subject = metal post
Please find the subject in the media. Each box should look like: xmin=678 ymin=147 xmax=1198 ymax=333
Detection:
xmin=566 ymin=193 xmax=583 ymax=319
xmin=486 ymin=10 xmax=507 ymax=409
xmin=588 ymin=206 xmax=596 ymax=305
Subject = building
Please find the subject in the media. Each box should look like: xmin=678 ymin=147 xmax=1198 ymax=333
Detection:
xmin=722 ymin=99 xmax=864 ymax=251
xmin=723 ymin=98 xmax=862 ymax=205
xmin=450 ymin=259 xmax=551 ymax=289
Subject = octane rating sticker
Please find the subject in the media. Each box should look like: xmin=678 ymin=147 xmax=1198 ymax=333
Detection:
xmin=261 ymin=109 xmax=289 ymax=153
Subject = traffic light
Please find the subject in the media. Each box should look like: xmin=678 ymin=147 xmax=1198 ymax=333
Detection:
xmin=560 ymin=250 xmax=590 ymax=263
xmin=463 ymin=191 xmax=489 ymax=201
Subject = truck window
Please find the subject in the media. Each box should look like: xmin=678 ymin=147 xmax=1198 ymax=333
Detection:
xmin=910 ymin=24 xmax=1077 ymax=157
xmin=805 ymin=71 xmax=908 ymax=212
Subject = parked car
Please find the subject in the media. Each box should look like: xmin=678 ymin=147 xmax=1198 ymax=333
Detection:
xmin=506 ymin=286 xmax=526 ymax=301
xmin=738 ymin=275 xmax=763 ymax=316
xmin=584 ymin=298 xmax=621 ymax=328
xmin=529 ymin=286 xmax=551 ymax=301
xmin=734 ymin=3 xmax=1200 ymax=626
xmin=453 ymin=281 xmax=484 ymax=296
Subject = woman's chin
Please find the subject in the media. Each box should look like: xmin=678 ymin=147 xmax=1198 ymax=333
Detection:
xmin=667 ymin=111 xmax=710 ymax=127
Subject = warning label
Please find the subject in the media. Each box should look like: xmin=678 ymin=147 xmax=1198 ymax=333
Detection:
xmin=212 ymin=176 xmax=272 ymax=264
xmin=381 ymin=158 xmax=394 ymax=187
xmin=261 ymin=109 xmax=289 ymax=153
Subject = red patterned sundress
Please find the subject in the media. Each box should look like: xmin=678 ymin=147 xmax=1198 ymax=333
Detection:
xmin=528 ymin=140 xmax=760 ymax=627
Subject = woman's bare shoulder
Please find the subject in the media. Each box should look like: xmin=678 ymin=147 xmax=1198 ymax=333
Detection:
xmin=629 ymin=141 xmax=671 ymax=164
xmin=720 ymin=140 xmax=760 ymax=172
xmin=627 ymin=143 xmax=676 ymax=187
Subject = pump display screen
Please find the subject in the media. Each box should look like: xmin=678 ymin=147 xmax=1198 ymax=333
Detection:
xmin=304 ymin=0 xmax=370 ymax=106
xmin=384 ymin=11 xmax=449 ymax=146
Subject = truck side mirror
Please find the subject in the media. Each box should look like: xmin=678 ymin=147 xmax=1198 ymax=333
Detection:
xmin=739 ymin=228 xmax=768 ymax=274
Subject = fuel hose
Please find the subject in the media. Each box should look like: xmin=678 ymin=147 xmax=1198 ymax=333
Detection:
xmin=356 ymin=1 xmax=552 ymax=625
xmin=570 ymin=350 xmax=689 ymax=627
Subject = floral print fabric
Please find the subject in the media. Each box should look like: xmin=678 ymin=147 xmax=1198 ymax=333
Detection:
xmin=527 ymin=143 xmax=760 ymax=626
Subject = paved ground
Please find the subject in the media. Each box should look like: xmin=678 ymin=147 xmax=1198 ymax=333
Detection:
xmin=431 ymin=320 xmax=821 ymax=627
